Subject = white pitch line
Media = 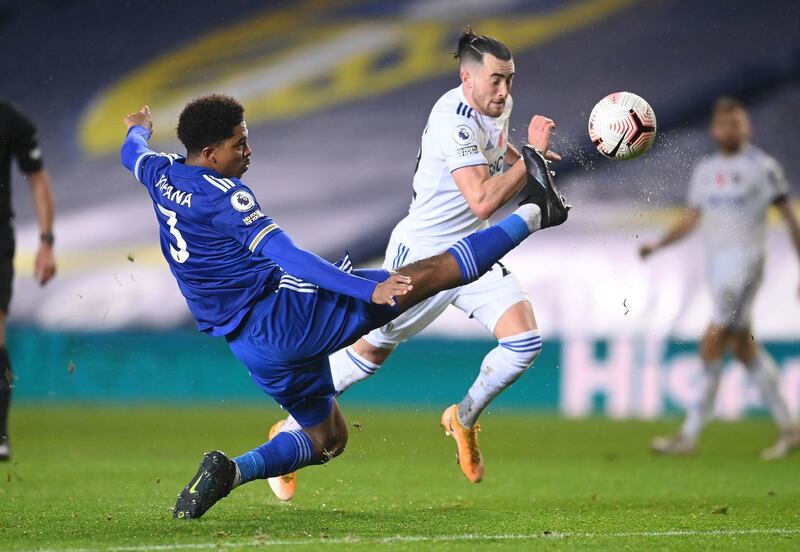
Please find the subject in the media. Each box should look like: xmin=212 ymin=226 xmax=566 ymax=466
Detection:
xmin=22 ymin=528 xmax=800 ymax=552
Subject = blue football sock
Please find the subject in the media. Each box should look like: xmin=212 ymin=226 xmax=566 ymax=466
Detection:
xmin=233 ymin=429 xmax=315 ymax=486
xmin=447 ymin=209 xmax=535 ymax=284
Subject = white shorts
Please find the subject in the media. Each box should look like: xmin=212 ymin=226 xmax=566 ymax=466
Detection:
xmin=707 ymin=252 xmax=763 ymax=330
xmin=364 ymin=236 xmax=530 ymax=350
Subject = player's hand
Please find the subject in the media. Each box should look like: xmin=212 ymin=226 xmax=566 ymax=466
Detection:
xmin=35 ymin=244 xmax=56 ymax=286
xmin=372 ymin=273 xmax=413 ymax=306
xmin=639 ymin=243 xmax=656 ymax=260
xmin=124 ymin=105 xmax=153 ymax=133
xmin=527 ymin=115 xmax=555 ymax=155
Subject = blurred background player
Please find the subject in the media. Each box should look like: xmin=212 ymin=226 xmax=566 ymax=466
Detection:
xmin=0 ymin=99 xmax=57 ymax=461
xmin=641 ymin=96 xmax=800 ymax=460
xmin=269 ymin=27 xmax=559 ymax=497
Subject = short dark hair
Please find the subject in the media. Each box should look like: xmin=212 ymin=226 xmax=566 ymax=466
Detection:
xmin=454 ymin=26 xmax=512 ymax=65
xmin=177 ymin=94 xmax=244 ymax=155
xmin=712 ymin=96 xmax=746 ymax=117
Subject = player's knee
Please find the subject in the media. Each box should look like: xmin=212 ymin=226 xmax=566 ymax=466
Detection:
xmin=734 ymin=345 xmax=757 ymax=368
xmin=353 ymin=339 xmax=391 ymax=366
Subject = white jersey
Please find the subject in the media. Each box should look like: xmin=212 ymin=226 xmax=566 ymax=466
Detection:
xmin=391 ymin=86 xmax=511 ymax=253
xmin=688 ymin=144 xmax=789 ymax=263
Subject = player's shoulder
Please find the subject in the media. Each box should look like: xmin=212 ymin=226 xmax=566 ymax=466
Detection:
xmin=744 ymin=144 xmax=781 ymax=170
xmin=0 ymin=99 xmax=33 ymax=130
xmin=137 ymin=152 xmax=183 ymax=182
xmin=430 ymin=87 xmax=478 ymax=125
xmin=196 ymin=173 xmax=239 ymax=195
xmin=196 ymin=173 xmax=259 ymax=211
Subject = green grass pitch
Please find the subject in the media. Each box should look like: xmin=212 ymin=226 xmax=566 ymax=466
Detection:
xmin=1 ymin=405 xmax=798 ymax=550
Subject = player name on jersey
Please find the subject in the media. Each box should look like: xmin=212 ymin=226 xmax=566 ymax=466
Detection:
xmin=155 ymin=175 xmax=193 ymax=208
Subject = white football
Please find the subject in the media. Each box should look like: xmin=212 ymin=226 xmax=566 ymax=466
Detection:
xmin=588 ymin=92 xmax=657 ymax=160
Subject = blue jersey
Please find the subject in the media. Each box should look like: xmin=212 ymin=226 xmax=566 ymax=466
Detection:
xmin=121 ymin=126 xmax=378 ymax=336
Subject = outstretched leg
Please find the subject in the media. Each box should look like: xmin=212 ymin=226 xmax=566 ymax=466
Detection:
xmin=389 ymin=145 xmax=567 ymax=311
xmin=392 ymin=204 xmax=542 ymax=312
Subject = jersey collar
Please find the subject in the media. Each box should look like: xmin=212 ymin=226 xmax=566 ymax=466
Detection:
xmin=170 ymin=158 xmax=227 ymax=179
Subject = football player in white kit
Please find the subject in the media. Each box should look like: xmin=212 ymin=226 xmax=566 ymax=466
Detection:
xmin=264 ymin=28 xmax=562 ymax=499
xmin=641 ymin=97 xmax=800 ymax=459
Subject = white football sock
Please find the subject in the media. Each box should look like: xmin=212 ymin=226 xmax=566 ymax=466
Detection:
xmin=457 ymin=330 xmax=542 ymax=429
xmin=513 ymin=204 xmax=542 ymax=233
xmin=748 ymin=349 xmax=794 ymax=432
xmin=329 ymin=346 xmax=381 ymax=395
xmin=680 ymin=359 xmax=723 ymax=441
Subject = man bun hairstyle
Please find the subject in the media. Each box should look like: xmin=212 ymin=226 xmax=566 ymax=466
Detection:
xmin=454 ymin=26 xmax=512 ymax=65
xmin=177 ymin=94 xmax=244 ymax=155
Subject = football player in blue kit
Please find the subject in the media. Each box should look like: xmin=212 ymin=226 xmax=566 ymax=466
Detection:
xmin=120 ymin=95 xmax=568 ymax=519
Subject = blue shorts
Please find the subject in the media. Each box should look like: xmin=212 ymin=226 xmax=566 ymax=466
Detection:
xmin=227 ymin=267 xmax=396 ymax=427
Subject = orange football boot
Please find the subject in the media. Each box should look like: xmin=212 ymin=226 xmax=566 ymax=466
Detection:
xmin=266 ymin=420 xmax=296 ymax=501
xmin=440 ymin=404 xmax=484 ymax=483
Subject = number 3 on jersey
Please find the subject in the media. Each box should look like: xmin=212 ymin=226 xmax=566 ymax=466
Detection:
xmin=157 ymin=204 xmax=190 ymax=263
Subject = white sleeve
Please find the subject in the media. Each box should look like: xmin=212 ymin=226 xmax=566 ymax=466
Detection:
xmin=433 ymin=112 xmax=488 ymax=172
xmin=765 ymin=156 xmax=790 ymax=202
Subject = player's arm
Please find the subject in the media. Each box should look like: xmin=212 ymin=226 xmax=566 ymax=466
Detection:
xmin=505 ymin=143 xmax=521 ymax=164
xmin=639 ymin=207 xmax=701 ymax=259
xmin=775 ymin=197 xmax=800 ymax=259
xmin=259 ymin=232 xmax=411 ymax=306
xmin=120 ymin=106 xmax=156 ymax=181
xmin=766 ymin=159 xmax=800 ymax=293
xmin=25 ymin=169 xmax=56 ymax=285
xmin=774 ymin=197 xmax=800 ymax=295
xmin=8 ymin=104 xmax=56 ymax=285
xmin=211 ymin=194 xmax=410 ymax=306
xmin=452 ymin=115 xmax=555 ymax=220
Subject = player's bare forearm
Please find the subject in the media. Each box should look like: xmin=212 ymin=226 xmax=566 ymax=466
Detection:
xmin=659 ymin=208 xmax=700 ymax=246
xmin=452 ymin=160 xmax=527 ymax=219
xmin=26 ymin=169 xmax=54 ymax=234
xmin=640 ymin=207 xmax=700 ymax=259
xmin=505 ymin=144 xmax=521 ymax=165
xmin=26 ymin=168 xmax=57 ymax=285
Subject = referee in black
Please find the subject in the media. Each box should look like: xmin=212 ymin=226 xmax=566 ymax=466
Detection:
xmin=0 ymin=99 xmax=57 ymax=460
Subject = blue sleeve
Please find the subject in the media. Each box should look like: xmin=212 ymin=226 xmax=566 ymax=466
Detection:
xmin=211 ymin=187 xmax=377 ymax=303
xmin=260 ymin=232 xmax=377 ymax=303
xmin=120 ymin=125 xmax=157 ymax=183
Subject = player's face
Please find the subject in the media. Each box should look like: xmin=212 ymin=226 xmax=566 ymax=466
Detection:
xmin=462 ymin=55 xmax=515 ymax=118
xmin=210 ymin=122 xmax=252 ymax=178
xmin=711 ymin=109 xmax=750 ymax=153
